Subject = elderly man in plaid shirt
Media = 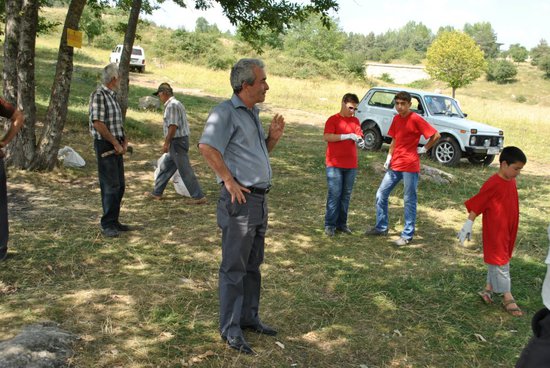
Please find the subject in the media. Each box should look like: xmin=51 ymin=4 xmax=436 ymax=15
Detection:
xmin=89 ymin=63 xmax=131 ymax=238
xmin=145 ymin=83 xmax=206 ymax=203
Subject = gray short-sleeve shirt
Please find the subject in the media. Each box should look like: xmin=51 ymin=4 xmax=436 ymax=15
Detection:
xmin=163 ymin=96 xmax=190 ymax=138
xmin=199 ymin=94 xmax=272 ymax=188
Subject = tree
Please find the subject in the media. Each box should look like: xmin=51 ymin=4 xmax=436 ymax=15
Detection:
xmin=508 ymin=43 xmax=529 ymax=63
xmin=80 ymin=4 xmax=103 ymax=45
xmin=531 ymin=39 xmax=550 ymax=66
xmin=538 ymin=55 xmax=550 ymax=78
xmin=464 ymin=22 xmax=500 ymax=59
xmin=284 ymin=15 xmax=346 ymax=62
xmin=486 ymin=59 xmax=517 ymax=84
xmin=426 ymin=31 xmax=486 ymax=97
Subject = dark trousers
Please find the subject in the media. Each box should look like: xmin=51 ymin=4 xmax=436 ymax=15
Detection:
xmin=217 ymin=186 xmax=268 ymax=337
xmin=94 ymin=139 xmax=125 ymax=229
xmin=0 ymin=159 xmax=8 ymax=254
xmin=152 ymin=136 xmax=204 ymax=199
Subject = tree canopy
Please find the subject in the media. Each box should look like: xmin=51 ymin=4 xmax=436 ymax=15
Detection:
xmin=426 ymin=31 xmax=486 ymax=97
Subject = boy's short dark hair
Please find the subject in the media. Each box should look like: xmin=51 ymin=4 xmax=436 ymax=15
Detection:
xmin=499 ymin=146 xmax=527 ymax=165
xmin=342 ymin=93 xmax=359 ymax=104
xmin=394 ymin=91 xmax=411 ymax=103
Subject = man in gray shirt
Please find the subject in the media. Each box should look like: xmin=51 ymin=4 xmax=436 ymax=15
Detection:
xmin=199 ymin=58 xmax=285 ymax=355
xmin=145 ymin=83 xmax=205 ymax=203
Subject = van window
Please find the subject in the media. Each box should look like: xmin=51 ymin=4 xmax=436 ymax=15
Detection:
xmin=112 ymin=46 xmax=118 ymax=52
xmin=132 ymin=48 xmax=142 ymax=56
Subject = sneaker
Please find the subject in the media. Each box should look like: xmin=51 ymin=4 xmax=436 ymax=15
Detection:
xmin=144 ymin=191 xmax=162 ymax=200
xmin=102 ymin=227 xmax=120 ymax=238
xmin=394 ymin=237 xmax=411 ymax=246
xmin=336 ymin=226 xmax=352 ymax=234
xmin=324 ymin=226 xmax=335 ymax=237
xmin=187 ymin=197 xmax=207 ymax=205
xmin=364 ymin=227 xmax=388 ymax=236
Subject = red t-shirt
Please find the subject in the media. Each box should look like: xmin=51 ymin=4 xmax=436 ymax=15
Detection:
xmin=324 ymin=113 xmax=363 ymax=169
xmin=465 ymin=174 xmax=519 ymax=266
xmin=388 ymin=112 xmax=437 ymax=173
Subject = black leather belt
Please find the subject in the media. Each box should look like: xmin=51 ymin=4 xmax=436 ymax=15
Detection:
xmin=246 ymin=186 xmax=270 ymax=195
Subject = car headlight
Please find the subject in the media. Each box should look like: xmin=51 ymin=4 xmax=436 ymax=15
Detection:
xmin=470 ymin=136 xmax=476 ymax=146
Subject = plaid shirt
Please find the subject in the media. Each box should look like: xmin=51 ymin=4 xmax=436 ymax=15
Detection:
xmin=163 ymin=96 xmax=190 ymax=138
xmin=88 ymin=85 xmax=124 ymax=140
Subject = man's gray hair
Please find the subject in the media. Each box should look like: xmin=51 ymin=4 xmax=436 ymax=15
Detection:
xmin=230 ymin=58 xmax=264 ymax=94
xmin=102 ymin=63 xmax=119 ymax=85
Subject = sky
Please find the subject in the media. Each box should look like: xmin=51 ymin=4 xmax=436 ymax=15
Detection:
xmin=144 ymin=0 xmax=550 ymax=50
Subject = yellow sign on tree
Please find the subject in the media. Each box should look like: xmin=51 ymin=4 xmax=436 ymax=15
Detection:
xmin=67 ymin=29 xmax=83 ymax=48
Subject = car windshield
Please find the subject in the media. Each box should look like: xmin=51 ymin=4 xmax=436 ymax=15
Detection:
xmin=132 ymin=48 xmax=142 ymax=56
xmin=424 ymin=95 xmax=464 ymax=117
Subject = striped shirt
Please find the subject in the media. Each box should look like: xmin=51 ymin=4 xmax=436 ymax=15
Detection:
xmin=163 ymin=96 xmax=190 ymax=138
xmin=88 ymin=85 xmax=124 ymax=140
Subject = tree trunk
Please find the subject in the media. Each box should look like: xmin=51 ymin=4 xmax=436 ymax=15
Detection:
xmin=452 ymin=87 xmax=456 ymax=98
xmin=117 ymin=0 xmax=142 ymax=120
xmin=9 ymin=0 xmax=39 ymax=169
xmin=30 ymin=0 xmax=87 ymax=170
xmin=2 ymin=0 xmax=21 ymax=105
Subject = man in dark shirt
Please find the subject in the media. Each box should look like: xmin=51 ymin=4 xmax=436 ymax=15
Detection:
xmin=0 ymin=97 xmax=24 ymax=261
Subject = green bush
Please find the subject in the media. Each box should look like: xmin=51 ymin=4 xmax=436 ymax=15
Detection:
xmin=486 ymin=59 xmax=517 ymax=83
xmin=93 ymin=33 xmax=117 ymax=50
xmin=407 ymin=79 xmax=433 ymax=89
xmin=206 ymin=52 xmax=236 ymax=70
xmin=379 ymin=73 xmax=394 ymax=83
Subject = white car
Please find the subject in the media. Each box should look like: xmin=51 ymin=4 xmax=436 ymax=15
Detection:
xmin=355 ymin=87 xmax=504 ymax=166
xmin=109 ymin=45 xmax=146 ymax=73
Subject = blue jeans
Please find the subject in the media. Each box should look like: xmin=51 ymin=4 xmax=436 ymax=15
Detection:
xmin=325 ymin=167 xmax=357 ymax=229
xmin=374 ymin=169 xmax=419 ymax=240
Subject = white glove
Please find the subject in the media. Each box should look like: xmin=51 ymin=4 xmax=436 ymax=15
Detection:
xmin=341 ymin=133 xmax=359 ymax=142
xmin=417 ymin=146 xmax=427 ymax=154
xmin=457 ymin=219 xmax=474 ymax=246
xmin=383 ymin=154 xmax=392 ymax=170
xmin=357 ymin=138 xmax=366 ymax=150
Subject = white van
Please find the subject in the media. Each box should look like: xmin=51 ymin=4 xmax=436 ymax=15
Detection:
xmin=109 ymin=45 xmax=146 ymax=73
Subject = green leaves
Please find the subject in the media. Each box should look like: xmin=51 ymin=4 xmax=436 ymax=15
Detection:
xmin=426 ymin=31 xmax=487 ymax=96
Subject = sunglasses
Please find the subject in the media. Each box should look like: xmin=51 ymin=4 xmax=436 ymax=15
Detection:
xmin=347 ymin=105 xmax=358 ymax=112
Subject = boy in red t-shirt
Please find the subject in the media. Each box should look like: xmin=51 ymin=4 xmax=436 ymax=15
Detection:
xmin=323 ymin=93 xmax=365 ymax=236
xmin=458 ymin=146 xmax=527 ymax=317
xmin=364 ymin=91 xmax=440 ymax=245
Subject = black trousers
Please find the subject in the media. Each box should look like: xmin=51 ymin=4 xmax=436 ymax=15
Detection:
xmin=94 ymin=139 xmax=125 ymax=229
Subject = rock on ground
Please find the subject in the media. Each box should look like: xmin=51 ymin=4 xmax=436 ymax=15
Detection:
xmin=0 ymin=322 xmax=78 ymax=368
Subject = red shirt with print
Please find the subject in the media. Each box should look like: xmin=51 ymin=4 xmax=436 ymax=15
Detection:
xmin=388 ymin=112 xmax=437 ymax=173
xmin=465 ymin=174 xmax=519 ymax=266
xmin=324 ymin=114 xmax=363 ymax=169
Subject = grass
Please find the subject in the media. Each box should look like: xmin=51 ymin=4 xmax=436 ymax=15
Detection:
xmin=2 ymin=11 xmax=550 ymax=368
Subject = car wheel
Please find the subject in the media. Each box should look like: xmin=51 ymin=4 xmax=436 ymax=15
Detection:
xmin=467 ymin=154 xmax=495 ymax=166
xmin=431 ymin=136 xmax=461 ymax=166
xmin=140 ymin=66 xmax=145 ymax=73
xmin=361 ymin=122 xmax=383 ymax=150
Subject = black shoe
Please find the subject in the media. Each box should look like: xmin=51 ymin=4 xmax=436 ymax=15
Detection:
xmin=115 ymin=222 xmax=134 ymax=232
xmin=223 ymin=335 xmax=255 ymax=355
xmin=241 ymin=322 xmax=278 ymax=336
xmin=336 ymin=226 xmax=353 ymax=234
xmin=364 ymin=227 xmax=388 ymax=236
xmin=101 ymin=227 xmax=119 ymax=238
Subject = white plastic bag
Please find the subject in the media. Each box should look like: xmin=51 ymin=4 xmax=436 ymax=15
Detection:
xmin=57 ymin=146 xmax=85 ymax=167
xmin=153 ymin=154 xmax=191 ymax=197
